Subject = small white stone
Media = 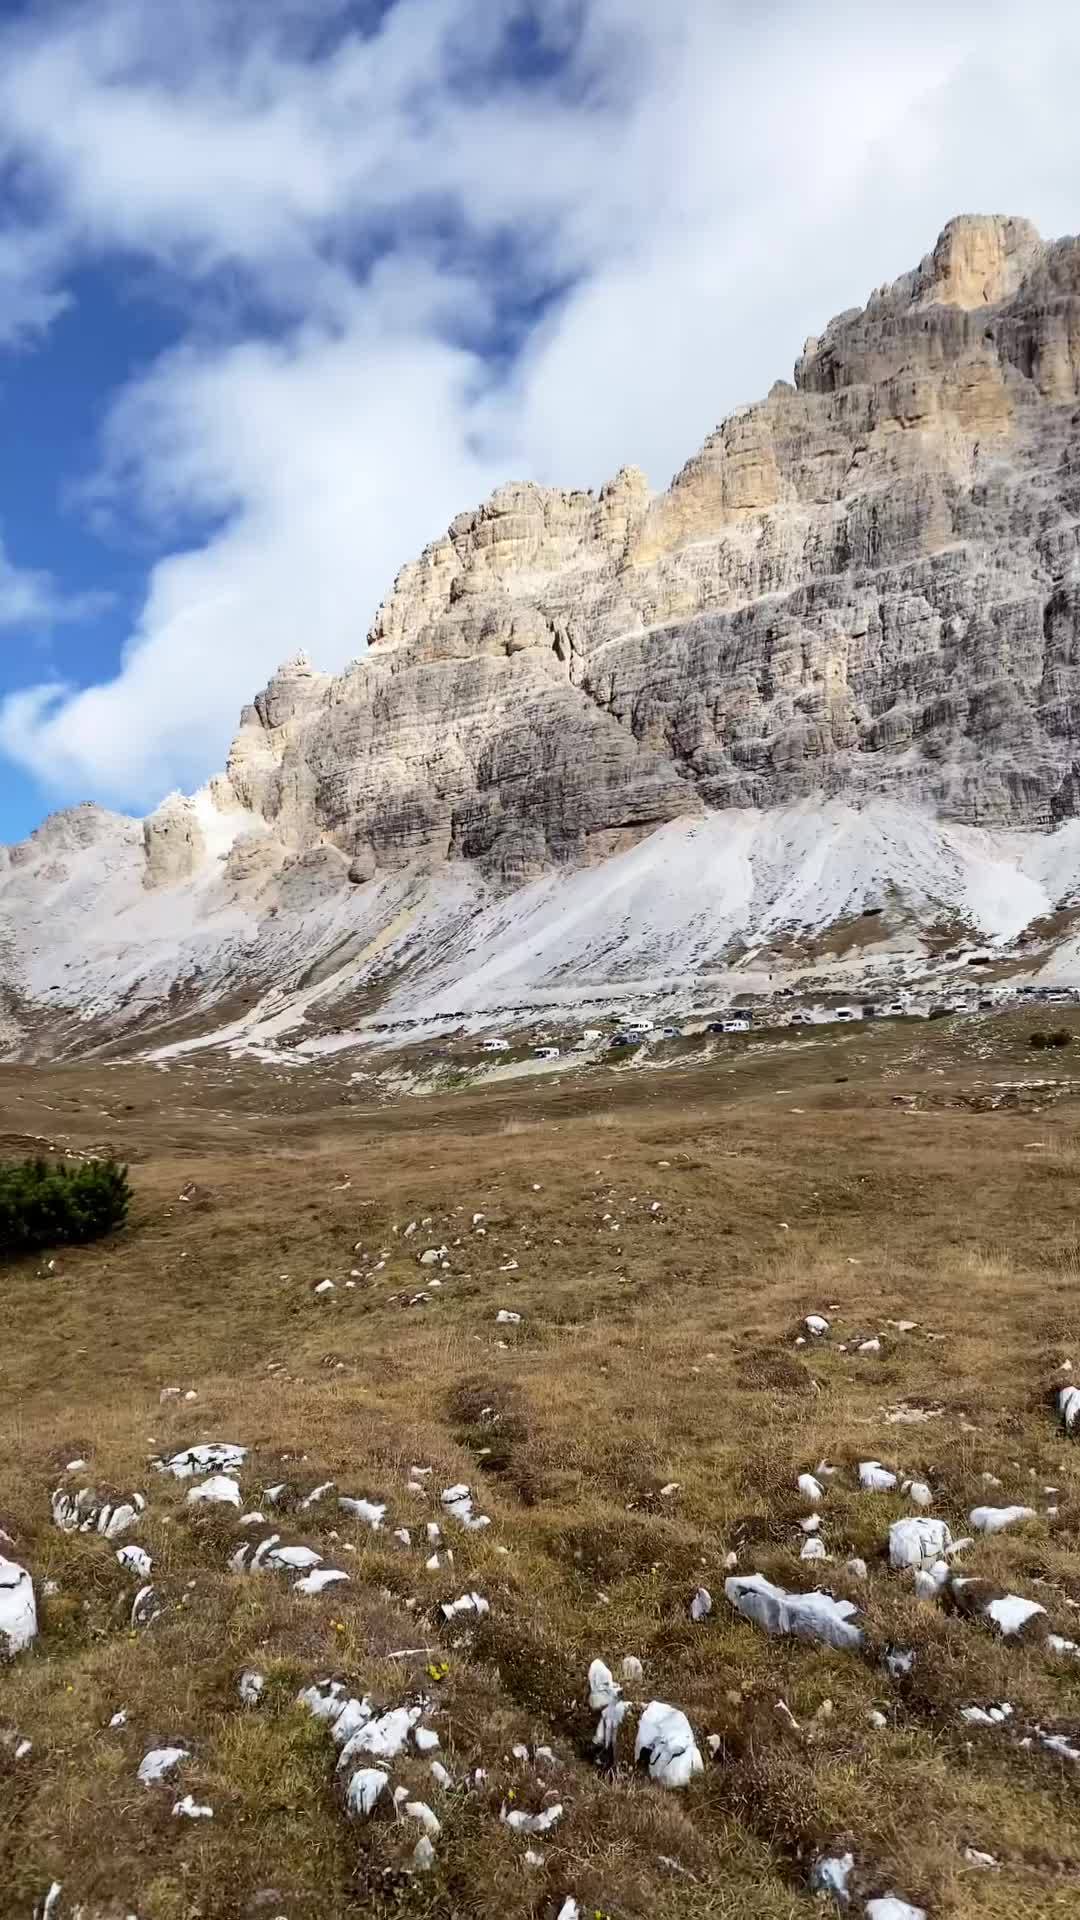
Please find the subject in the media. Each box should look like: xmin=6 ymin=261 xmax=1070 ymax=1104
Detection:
xmin=239 ymin=1671 xmax=265 ymax=1705
xmin=859 ymin=1461 xmax=897 ymax=1492
xmin=172 ymin=1794 xmax=213 ymax=1819
xmin=414 ymin=1726 xmax=440 ymax=1752
xmin=690 ymin=1587 xmax=712 ymax=1621
xmin=138 ymin=1745 xmax=188 ymax=1786
xmin=116 ymin=1545 xmax=153 ymax=1579
xmin=346 ymin=1767 xmax=388 ymax=1816
xmin=969 ymin=1505 xmax=1037 ymax=1535
xmin=187 ymin=1474 xmax=241 ymax=1509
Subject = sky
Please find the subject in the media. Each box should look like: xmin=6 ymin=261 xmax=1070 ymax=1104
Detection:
xmin=0 ymin=0 xmax=1079 ymax=840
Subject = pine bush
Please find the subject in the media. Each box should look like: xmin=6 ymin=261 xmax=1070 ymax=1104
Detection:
xmin=0 ymin=1155 xmax=131 ymax=1255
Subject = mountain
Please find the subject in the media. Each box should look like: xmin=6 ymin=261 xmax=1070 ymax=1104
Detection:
xmin=6 ymin=213 xmax=1080 ymax=1061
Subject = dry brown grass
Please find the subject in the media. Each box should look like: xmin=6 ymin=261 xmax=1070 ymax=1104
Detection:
xmin=2 ymin=1019 xmax=1080 ymax=1916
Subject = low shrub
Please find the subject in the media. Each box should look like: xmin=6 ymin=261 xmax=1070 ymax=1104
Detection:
xmin=0 ymin=1155 xmax=131 ymax=1255
xmin=1030 ymin=1029 xmax=1072 ymax=1050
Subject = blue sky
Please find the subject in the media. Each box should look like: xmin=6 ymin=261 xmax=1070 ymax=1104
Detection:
xmin=1 ymin=0 xmax=1079 ymax=841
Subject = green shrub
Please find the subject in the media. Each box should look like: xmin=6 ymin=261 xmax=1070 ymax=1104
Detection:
xmin=0 ymin=1155 xmax=130 ymax=1255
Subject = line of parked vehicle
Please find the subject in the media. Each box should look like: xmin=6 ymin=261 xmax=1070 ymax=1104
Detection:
xmin=471 ymin=981 xmax=1080 ymax=1064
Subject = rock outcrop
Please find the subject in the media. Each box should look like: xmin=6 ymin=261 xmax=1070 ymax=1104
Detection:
xmin=195 ymin=212 xmax=1080 ymax=892
xmin=7 ymin=214 xmax=1080 ymax=1053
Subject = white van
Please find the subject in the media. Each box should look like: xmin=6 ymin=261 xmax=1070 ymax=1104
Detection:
xmin=534 ymin=1046 xmax=560 ymax=1061
xmin=481 ymin=1038 xmax=510 ymax=1052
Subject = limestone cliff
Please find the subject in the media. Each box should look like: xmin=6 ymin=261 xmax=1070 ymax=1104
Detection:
xmin=137 ymin=211 xmax=1079 ymax=905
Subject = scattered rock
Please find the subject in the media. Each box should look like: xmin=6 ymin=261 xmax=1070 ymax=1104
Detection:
xmin=635 ymin=1701 xmax=704 ymax=1788
xmin=968 ymin=1505 xmax=1037 ymax=1535
xmin=725 ymin=1573 xmax=863 ymax=1651
xmin=0 ymin=1556 xmax=37 ymax=1657
xmin=690 ymin=1587 xmax=712 ymax=1621
xmin=158 ymin=1444 xmax=246 ymax=1480
xmin=116 ymin=1545 xmax=153 ymax=1579
xmin=138 ymin=1745 xmax=188 ymax=1785
xmin=187 ymin=1474 xmax=242 ymax=1509
xmin=172 ymin=1794 xmax=213 ymax=1819
xmin=859 ymin=1462 xmax=897 ymax=1492
xmin=811 ymin=1853 xmax=854 ymax=1903
xmin=239 ymin=1671 xmax=265 ymax=1705
xmin=889 ymin=1517 xmax=952 ymax=1569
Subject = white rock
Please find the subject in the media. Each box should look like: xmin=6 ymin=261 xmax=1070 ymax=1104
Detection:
xmin=859 ymin=1461 xmax=897 ymax=1492
xmin=857 ymin=1337 xmax=881 ymax=1354
xmin=393 ymin=1527 xmax=411 ymax=1547
xmin=294 ymin=1567 xmax=350 ymax=1595
xmin=346 ymin=1766 xmax=388 ymax=1816
xmin=338 ymin=1496 xmax=386 ymax=1530
xmin=297 ymin=1679 xmax=348 ymax=1721
xmin=884 ymin=1647 xmax=915 ymax=1678
xmin=588 ymin=1659 xmax=620 ymax=1709
xmin=501 ymin=1800 xmax=564 ymax=1832
xmin=419 ymin=1247 xmax=446 ymax=1265
xmin=847 ymin=1559 xmax=868 ymax=1580
xmin=260 ymin=1540 xmax=321 ymax=1573
xmin=1047 ymin=1633 xmax=1080 ymax=1657
xmin=160 ymin=1443 xmax=246 ymax=1479
xmin=798 ymin=1473 xmax=824 ymax=1504
xmin=314 ymin=1279 xmax=335 ymax=1295
xmin=984 ymin=1593 xmax=1046 ymax=1635
xmin=805 ymin=1316 xmax=830 ymax=1336
xmin=725 ymin=1573 xmax=863 ymax=1651
xmin=187 ymin=1474 xmax=242 ymax=1509
xmin=172 ymin=1795 xmax=213 ymax=1819
xmin=301 ymin=1481 xmax=336 ymax=1509
xmin=441 ymin=1590 xmax=489 ymax=1621
xmin=239 ymin=1670 xmax=265 ymax=1705
xmin=902 ymin=1480 xmax=932 ymax=1508
xmin=889 ymin=1517 xmax=951 ymax=1568
xmin=414 ymin=1726 xmax=440 ymax=1752
xmin=621 ymin=1655 xmax=643 ymax=1682
xmin=913 ymin=1562 xmax=951 ymax=1601
xmin=412 ymin=1834 xmax=437 ymax=1871
xmin=138 ymin=1745 xmax=188 ymax=1785
xmin=0 ymin=1556 xmax=37 ymax=1657
xmin=799 ymin=1514 xmax=822 ymax=1534
xmin=800 ymin=1537 xmax=828 ymax=1562
xmin=864 ymin=1902 xmax=925 ymax=1920
xmin=430 ymin=1760 xmax=452 ymax=1788
xmin=406 ymin=1800 xmax=441 ymax=1836
xmin=109 ymin=1710 xmax=128 ymax=1729
xmin=811 ymin=1853 xmax=854 ymax=1901
xmin=964 ymin=1847 xmax=998 ymax=1868
xmin=635 ymin=1701 xmax=703 ymax=1788
xmin=557 ymin=1902 xmax=580 ymax=1920
xmin=338 ymin=1705 xmax=421 ymax=1764
xmin=969 ymin=1505 xmax=1037 ymax=1535
xmin=330 ymin=1697 xmax=373 ymax=1747
xmin=690 ymin=1587 xmax=712 ymax=1621
xmin=496 ymin=1309 xmax=522 ymax=1325
xmin=868 ymin=1709 xmax=887 ymax=1728
xmin=38 ymin=1883 xmax=62 ymax=1918
xmin=1058 ymin=1384 xmax=1080 ymax=1432
xmin=116 ymin=1545 xmax=153 ymax=1579
xmin=101 ymin=1502 xmax=139 ymax=1539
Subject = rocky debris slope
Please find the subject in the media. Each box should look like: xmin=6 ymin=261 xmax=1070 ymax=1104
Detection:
xmin=6 ymin=213 xmax=1080 ymax=1053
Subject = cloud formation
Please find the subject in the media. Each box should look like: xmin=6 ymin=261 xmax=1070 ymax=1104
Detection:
xmin=1 ymin=0 xmax=1080 ymax=809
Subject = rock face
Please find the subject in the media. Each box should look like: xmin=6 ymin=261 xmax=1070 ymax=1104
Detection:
xmin=201 ymin=212 xmax=1080 ymax=888
xmin=6 ymin=214 xmax=1080 ymax=1051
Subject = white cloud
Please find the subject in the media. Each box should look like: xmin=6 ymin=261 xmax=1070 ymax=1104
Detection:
xmin=1 ymin=0 xmax=1080 ymax=807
